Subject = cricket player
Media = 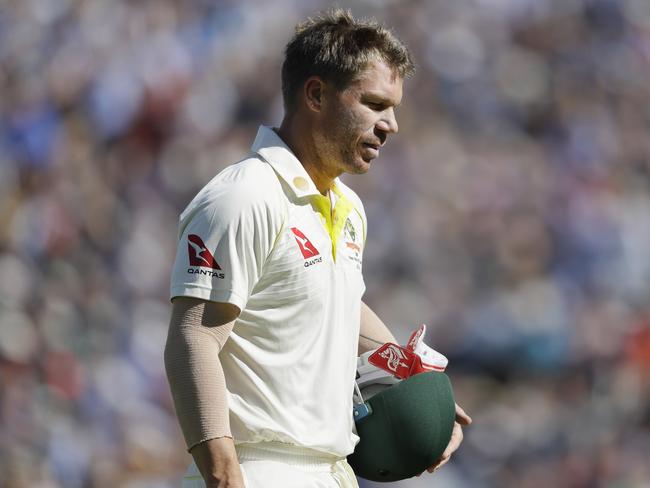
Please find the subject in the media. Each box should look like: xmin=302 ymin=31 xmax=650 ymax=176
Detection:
xmin=165 ymin=9 xmax=470 ymax=488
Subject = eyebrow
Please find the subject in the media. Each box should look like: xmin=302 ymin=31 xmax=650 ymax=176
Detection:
xmin=362 ymin=93 xmax=401 ymax=107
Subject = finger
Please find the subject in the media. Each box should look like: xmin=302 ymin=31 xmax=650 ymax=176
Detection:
xmin=441 ymin=423 xmax=464 ymax=457
xmin=427 ymin=455 xmax=450 ymax=473
xmin=426 ymin=425 xmax=463 ymax=473
xmin=455 ymin=403 xmax=472 ymax=425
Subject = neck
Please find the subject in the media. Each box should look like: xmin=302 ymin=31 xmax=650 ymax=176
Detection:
xmin=277 ymin=116 xmax=337 ymax=195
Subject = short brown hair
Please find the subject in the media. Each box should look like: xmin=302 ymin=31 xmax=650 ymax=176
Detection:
xmin=281 ymin=9 xmax=415 ymax=113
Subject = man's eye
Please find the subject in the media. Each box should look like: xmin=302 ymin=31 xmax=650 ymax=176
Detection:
xmin=367 ymin=102 xmax=384 ymax=111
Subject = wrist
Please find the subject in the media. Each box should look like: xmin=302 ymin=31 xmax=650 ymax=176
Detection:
xmin=191 ymin=437 xmax=241 ymax=486
xmin=204 ymin=454 xmax=239 ymax=481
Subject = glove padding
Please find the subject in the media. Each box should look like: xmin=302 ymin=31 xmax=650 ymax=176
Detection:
xmin=368 ymin=324 xmax=448 ymax=380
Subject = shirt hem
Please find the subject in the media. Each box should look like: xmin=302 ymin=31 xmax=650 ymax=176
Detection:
xmin=171 ymin=285 xmax=247 ymax=311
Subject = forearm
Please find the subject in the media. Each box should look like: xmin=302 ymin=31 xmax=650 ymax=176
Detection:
xmin=190 ymin=437 xmax=243 ymax=488
xmin=164 ymin=299 xmax=235 ymax=450
xmin=165 ymin=299 xmax=246 ymax=486
xmin=358 ymin=300 xmax=397 ymax=355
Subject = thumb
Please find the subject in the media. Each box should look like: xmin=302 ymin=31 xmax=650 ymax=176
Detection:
xmin=455 ymin=403 xmax=472 ymax=426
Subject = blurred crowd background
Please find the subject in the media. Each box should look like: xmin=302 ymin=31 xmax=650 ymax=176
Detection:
xmin=1 ymin=0 xmax=649 ymax=486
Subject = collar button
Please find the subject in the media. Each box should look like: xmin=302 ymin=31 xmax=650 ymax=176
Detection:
xmin=293 ymin=177 xmax=309 ymax=191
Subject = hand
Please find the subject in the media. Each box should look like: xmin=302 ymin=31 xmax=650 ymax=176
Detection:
xmin=418 ymin=403 xmax=472 ymax=476
xmin=191 ymin=437 xmax=246 ymax=487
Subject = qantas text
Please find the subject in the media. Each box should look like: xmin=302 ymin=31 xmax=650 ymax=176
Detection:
xmin=304 ymin=256 xmax=322 ymax=268
xmin=187 ymin=268 xmax=225 ymax=279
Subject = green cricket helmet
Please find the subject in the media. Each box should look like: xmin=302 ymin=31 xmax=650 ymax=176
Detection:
xmin=348 ymin=326 xmax=456 ymax=482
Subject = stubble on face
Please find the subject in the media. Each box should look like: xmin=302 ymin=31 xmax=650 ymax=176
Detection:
xmin=317 ymin=59 xmax=404 ymax=178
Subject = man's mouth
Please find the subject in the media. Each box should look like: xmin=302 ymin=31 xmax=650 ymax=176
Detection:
xmin=361 ymin=143 xmax=379 ymax=159
xmin=362 ymin=142 xmax=380 ymax=153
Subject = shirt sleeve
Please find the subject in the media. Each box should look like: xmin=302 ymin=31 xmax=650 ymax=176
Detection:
xmin=170 ymin=180 xmax=284 ymax=311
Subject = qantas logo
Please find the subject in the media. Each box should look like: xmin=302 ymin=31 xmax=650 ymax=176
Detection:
xmin=291 ymin=227 xmax=319 ymax=259
xmin=187 ymin=234 xmax=222 ymax=270
xmin=291 ymin=227 xmax=322 ymax=267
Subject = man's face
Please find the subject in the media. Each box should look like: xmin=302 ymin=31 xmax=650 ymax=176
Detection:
xmin=316 ymin=59 xmax=403 ymax=176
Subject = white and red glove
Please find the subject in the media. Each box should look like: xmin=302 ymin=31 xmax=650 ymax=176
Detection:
xmin=367 ymin=324 xmax=448 ymax=380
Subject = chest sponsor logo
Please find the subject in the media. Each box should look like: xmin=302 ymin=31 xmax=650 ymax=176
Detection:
xmin=187 ymin=234 xmax=225 ymax=278
xmin=291 ymin=227 xmax=322 ymax=267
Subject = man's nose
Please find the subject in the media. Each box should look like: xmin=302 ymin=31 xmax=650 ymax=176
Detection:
xmin=376 ymin=108 xmax=399 ymax=136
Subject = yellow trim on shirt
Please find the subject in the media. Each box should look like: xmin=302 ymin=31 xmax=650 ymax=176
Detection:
xmin=309 ymin=185 xmax=355 ymax=261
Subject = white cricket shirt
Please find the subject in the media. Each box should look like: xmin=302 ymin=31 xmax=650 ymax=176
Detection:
xmin=170 ymin=126 xmax=367 ymax=457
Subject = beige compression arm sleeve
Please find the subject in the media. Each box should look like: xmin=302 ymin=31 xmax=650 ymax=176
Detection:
xmin=164 ymin=298 xmax=237 ymax=451
xmin=358 ymin=301 xmax=398 ymax=355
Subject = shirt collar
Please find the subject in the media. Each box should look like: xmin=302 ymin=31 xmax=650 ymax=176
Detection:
xmin=251 ymin=125 xmax=339 ymax=199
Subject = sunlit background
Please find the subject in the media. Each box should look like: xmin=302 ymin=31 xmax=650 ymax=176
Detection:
xmin=1 ymin=0 xmax=649 ymax=486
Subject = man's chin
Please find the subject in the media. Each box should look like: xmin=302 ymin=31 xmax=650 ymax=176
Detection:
xmin=341 ymin=153 xmax=374 ymax=175
xmin=349 ymin=160 xmax=372 ymax=174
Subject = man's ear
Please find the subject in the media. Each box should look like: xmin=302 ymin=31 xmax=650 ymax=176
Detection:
xmin=304 ymin=76 xmax=325 ymax=112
